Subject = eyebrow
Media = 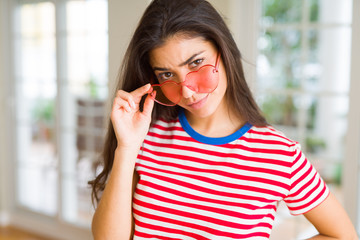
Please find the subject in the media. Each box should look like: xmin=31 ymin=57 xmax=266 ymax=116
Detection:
xmin=152 ymin=51 xmax=205 ymax=71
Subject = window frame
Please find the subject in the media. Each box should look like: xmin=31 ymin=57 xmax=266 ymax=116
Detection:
xmin=4 ymin=0 xmax=102 ymax=238
xmin=343 ymin=0 xmax=360 ymax=233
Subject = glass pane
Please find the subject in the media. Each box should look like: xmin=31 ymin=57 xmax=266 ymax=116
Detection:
xmin=18 ymin=38 xmax=56 ymax=82
xmin=61 ymin=0 xmax=108 ymax=225
xmin=19 ymin=3 xmax=55 ymax=37
xmin=61 ymin=101 xmax=105 ymax=225
xmin=17 ymin=165 xmax=58 ymax=215
xmin=66 ymin=0 xmax=108 ymax=93
xmin=261 ymin=0 xmax=302 ymax=25
xmin=16 ymin=88 xmax=57 ymax=214
xmin=67 ymin=34 xmax=108 ymax=90
xmin=305 ymin=28 xmax=351 ymax=94
xmin=61 ymin=127 xmax=100 ymax=226
xmin=306 ymin=96 xmax=349 ymax=184
xmin=309 ymin=0 xmax=352 ymax=24
xmin=18 ymin=3 xmax=56 ymax=82
xmin=257 ymin=93 xmax=299 ymax=138
xmin=62 ymin=176 xmax=95 ymax=226
xmin=257 ymin=30 xmax=301 ymax=90
xmin=16 ymin=2 xmax=57 ymax=215
xmin=66 ymin=0 xmax=108 ymax=34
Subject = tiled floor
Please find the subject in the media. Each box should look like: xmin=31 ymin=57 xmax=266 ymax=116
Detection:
xmin=0 ymin=226 xmax=54 ymax=240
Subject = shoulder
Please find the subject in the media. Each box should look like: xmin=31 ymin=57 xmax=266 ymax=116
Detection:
xmin=239 ymin=125 xmax=302 ymax=162
xmin=246 ymin=125 xmax=299 ymax=148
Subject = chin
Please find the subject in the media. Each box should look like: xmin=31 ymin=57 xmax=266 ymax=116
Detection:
xmin=183 ymin=103 xmax=218 ymax=119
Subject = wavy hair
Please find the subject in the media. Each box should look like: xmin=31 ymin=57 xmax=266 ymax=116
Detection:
xmin=89 ymin=0 xmax=267 ymax=205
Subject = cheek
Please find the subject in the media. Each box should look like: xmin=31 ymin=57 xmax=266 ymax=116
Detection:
xmin=216 ymin=69 xmax=228 ymax=94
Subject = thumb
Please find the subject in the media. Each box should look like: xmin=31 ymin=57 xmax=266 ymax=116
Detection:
xmin=142 ymin=92 xmax=155 ymax=117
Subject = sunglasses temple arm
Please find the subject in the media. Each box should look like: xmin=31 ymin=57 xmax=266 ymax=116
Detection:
xmin=215 ymin=53 xmax=221 ymax=70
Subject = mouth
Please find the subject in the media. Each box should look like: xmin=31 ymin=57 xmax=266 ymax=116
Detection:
xmin=187 ymin=94 xmax=209 ymax=109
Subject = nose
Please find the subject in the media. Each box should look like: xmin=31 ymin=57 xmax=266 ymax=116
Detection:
xmin=181 ymin=85 xmax=195 ymax=99
xmin=178 ymin=70 xmax=194 ymax=98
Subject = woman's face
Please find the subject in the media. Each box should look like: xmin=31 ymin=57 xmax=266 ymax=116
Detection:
xmin=149 ymin=34 xmax=228 ymax=119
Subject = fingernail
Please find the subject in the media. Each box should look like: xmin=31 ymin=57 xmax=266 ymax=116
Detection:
xmin=130 ymin=100 xmax=136 ymax=109
xmin=151 ymin=91 xmax=156 ymax=98
xmin=147 ymin=86 xmax=153 ymax=94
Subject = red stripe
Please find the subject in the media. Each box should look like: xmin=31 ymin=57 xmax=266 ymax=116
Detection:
xmin=137 ymin=163 xmax=286 ymax=198
xmin=134 ymin=209 xmax=271 ymax=239
xmin=286 ymin=176 xmax=321 ymax=203
xmin=133 ymin=200 xmax=272 ymax=237
xmin=136 ymin=169 xmax=276 ymax=203
xmin=152 ymin=123 xmax=184 ymax=132
xmin=247 ymin=128 xmax=295 ymax=143
xmin=139 ymin=180 xmax=277 ymax=211
xmin=147 ymin=131 xmax=192 ymax=141
xmin=139 ymin=153 xmax=290 ymax=191
xmin=287 ymin=181 xmax=327 ymax=212
xmin=134 ymin=217 xmax=209 ymax=240
xmin=142 ymin=140 xmax=292 ymax=168
xmin=134 ymin=230 xmax=182 ymax=240
xmin=148 ymin=131 xmax=295 ymax=149
xmin=240 ymin=136 xmax=295 ymax=148
xmin=140 ymin=146 xmax=291 ymax=178
xmin=289 ymin=169 xmax=317 ymax=199
xmin=136 ymin=188 xmax=276 ymax=221
xmin=145 ymin=136 xmax=296 ymax=157
xmin=290 ymin=151 xmax=304 ymax=177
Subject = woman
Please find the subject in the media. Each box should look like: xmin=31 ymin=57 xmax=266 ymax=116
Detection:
xmin=90 ymin=0 xmax=358 ymax=239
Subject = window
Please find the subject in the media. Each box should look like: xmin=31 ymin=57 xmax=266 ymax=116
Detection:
xmin=256 ymin=0 xmax=353 ymax=238
xmin=13 ymin=0 xmax=108 ymax=231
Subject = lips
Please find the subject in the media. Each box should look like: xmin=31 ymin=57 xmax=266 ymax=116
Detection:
xmin=187 ymin=94 xmax=209 ymax=109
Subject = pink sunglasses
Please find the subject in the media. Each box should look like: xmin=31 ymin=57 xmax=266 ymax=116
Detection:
xmin=150 ymin=53 xmax=221 ymax=106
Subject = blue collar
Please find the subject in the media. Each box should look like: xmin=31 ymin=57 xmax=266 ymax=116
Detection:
xmin=178 ymin=108 xmax=252 ymax=145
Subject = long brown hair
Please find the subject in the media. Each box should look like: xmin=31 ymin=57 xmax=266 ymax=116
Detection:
xmin=89 ymin=0 xmax=267 ymax=205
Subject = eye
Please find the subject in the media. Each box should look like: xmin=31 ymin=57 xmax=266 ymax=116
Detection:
xmin=158 ymin=72 xmax=174 ymax=82
xmin=189 ymin=58 xmax=204 ymax=68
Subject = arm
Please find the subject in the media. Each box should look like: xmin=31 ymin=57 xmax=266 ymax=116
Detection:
xmin=92 ymin=149 xmax=139 ymax=240
xmin=91 ymin=84 xmax=154 ymax=240
xmin=304 ymin=193 xmax=358 ymax=240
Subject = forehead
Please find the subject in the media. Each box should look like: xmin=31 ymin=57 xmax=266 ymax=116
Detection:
xmin=149 ymin=35 xmax=216 ymax=67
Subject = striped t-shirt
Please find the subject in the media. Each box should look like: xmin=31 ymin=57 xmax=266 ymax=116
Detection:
xmin=133 ymin=110 xmax=329 ymax=239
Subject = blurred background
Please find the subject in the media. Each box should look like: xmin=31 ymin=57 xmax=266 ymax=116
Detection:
xmin=0 ymin=0 xmax=359 ymax=239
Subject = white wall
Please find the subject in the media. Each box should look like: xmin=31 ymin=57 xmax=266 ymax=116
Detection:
xmin=108 ymin=0 xmax=150 ymax=95
xmin=0 ymin=0 xmax=11 ymax=226
xmin=344 ymin=0 xmax=360 ymax=232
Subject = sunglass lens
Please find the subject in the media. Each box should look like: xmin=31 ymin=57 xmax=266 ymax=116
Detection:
xmin=152 ymin=82 xmax=182 ymax=106
xmin=185 ymin=66 xmax=219 ymax=93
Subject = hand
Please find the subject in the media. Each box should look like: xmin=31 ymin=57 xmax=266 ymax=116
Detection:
xmin=110 ymin=83 xmax=155 ymax=150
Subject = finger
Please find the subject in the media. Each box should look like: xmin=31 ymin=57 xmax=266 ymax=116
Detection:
xmin=142 ymin=91 xmax=155 ymax=117
xmin=130 ymin=83 xmax=152 ymax=99
xmin=112 ymin=97 xmax=132 ymax=113
xmin=115 ymin=90 xmax=136 ymax=110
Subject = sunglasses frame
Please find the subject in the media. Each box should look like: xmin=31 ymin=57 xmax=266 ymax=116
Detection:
xmin=150 ymin=52 xmax=221 ymax=106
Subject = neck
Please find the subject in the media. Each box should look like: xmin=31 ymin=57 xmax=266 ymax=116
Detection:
xmin=185 ymin=101 xmax=244 ymax=138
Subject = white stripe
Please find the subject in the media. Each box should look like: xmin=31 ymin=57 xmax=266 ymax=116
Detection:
xmin=133 ymin=201 xmax=274 ymax=236
xmin=290 ymin=187 xmax=329 ymax=215
xmin=134 ymin=223 xmax=197 ymax=240
xmin=143 ymin=146 xmax=290 ymax=184
xmin=138 ymin=153 xmax=290 ymax=194
xmin=143 ymin=139 xmax=293 ymax=171
xmin=137 ymin=164 xmax=283 ymax=200
xmin=286 ymin=175 xmax=325 ymax=206
xmin=136 ymin=168 xmax=280 ymax=207
xmin=136 ymin=182 xmax=278 ymax=216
